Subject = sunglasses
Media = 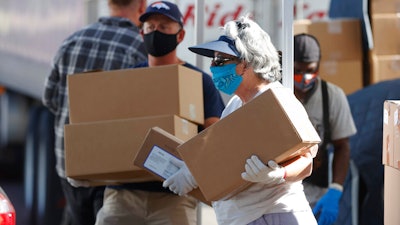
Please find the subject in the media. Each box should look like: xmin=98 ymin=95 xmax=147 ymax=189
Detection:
xmin=211 ymin=56 xmax=238 ymax=67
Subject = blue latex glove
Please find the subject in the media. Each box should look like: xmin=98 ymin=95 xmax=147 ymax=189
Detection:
xmin=312 ymin=188 xmax=342 ymax=225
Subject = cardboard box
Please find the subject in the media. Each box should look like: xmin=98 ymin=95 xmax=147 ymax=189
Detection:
xmin=384 ymin=165 xmax=400 ymax=225
xmin=319 ymin=60 xmax=363 ymax=95
xmin=177 ymin=87 xmax=321 ymax=201
xmin=383 ymin=100 xmax=400 ymax=170
xmin=293 ymin=19 xmax=311 ymax=34
xmin=371 ymin=14 xmax=400 ymax=55
xmin=65 ymin=115 xmax=197 ymax=181
xmin=370 ymin=0 xmax=400 ymax=15
xmin=134 ymin=127 xmax=210 ymax=205
xmin=309 ymin=19 xmax=362 ymax=61
xmin=370 ymin=53 xmax=400 ymax=84
xmin=68 ymin=64 xmax=204 ymax=125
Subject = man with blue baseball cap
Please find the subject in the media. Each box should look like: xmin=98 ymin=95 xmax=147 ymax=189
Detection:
xmin=95 ymin=1 xmax=224 ymax=225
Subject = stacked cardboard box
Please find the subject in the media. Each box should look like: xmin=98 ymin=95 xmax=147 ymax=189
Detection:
xmin=64 ymin=65 xmax=203 ymax=184
xmin=370 ymin=0 xmax=400 ymax=83
xmin=382 ymin=100 xmax=400 ymax=225
xmin=294 ymin=19 xmax=364 ymax=95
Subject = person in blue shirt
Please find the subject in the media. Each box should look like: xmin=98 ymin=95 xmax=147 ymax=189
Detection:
xmin=95 ymin=1 xmax=225 ymax=225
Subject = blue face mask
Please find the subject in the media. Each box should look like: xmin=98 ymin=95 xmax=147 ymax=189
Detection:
xmin=210 ymin=64 xmax=243 ymax=95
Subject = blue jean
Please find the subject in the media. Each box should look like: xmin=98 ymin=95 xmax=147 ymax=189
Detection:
xmin=60 ymin=178 xmax=105 ymax=225
xmin=247 ymin=211 xmax=317 ymax=225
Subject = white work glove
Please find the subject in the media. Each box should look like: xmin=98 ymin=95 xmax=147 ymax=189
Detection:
xmin=241 ymin=155 xmax=286 ymax=186
xmin=67 ymin=177 xmax=90 ymax=188
xmin=162 ymin=157 xmax=198 ymax=196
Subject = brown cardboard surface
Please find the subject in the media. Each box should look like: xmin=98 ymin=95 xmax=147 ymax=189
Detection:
xmin=384 ymin=165 xmax=400 ymax=225
xmin=134 ymin=127 xmax=210 ymax=205
xmin=68 ymin=64 xmax=204 ymax=125
xmin=383 ymin=100 xmax=400 ymax=170
xmin=177 ymin=87 xmax=321 ymax=201
xmin=319 ymin=60 xmax=363 ymax=95
xmin=371 ymin=14 xmax=400 ymax=55
xmin=64 ymin=115 xmax=197 ymax=181
xmin=293 ymin=19 xmax=311 ymax=34
xmin=369 ymin=53 xmax=400 ymax=84
xmin=371 ymin=0 xmax=400 ymax=14
xmin=308 ymin=19 xmax=363 ymax=61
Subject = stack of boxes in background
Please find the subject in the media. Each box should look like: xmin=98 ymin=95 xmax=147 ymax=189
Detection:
xmin=63 ymin=65 xmax=203 ymax=185
xmin=370 ymin=0 xmax=400 ymax=84
xmin=293 ymin=19 xmax=364 ymax=95
xmin=382 ymin=100 xmax=400 ymax=225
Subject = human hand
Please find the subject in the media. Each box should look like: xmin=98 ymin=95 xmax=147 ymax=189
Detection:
xmin=312 ymin=187 xmax=342 ymax=225
xmin=67 ymin=177 xmax=90 ymax=188
xmin=162 ymin=157 xmax=198 ymax=196
xmin=241 ymin=155 xmax=286 ymax=186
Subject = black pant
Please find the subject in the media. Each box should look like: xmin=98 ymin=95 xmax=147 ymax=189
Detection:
xmin=60 ymin=178 xmax=105 ymax=225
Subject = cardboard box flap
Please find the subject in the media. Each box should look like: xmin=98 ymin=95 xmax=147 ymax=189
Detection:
xmin=177 ymin=87 xmax=320 ymax=201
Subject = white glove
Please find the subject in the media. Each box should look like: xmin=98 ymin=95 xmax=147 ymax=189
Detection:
xmin=67 ymin=177 xmax=91 ymax=188
xmin=162 ymin=157 xmax=198 ymax=196
xmin=241 ymin=155 xmax=286 ymax=186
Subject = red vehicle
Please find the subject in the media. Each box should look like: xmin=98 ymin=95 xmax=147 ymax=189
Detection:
xmin=0 ymin=187 xmax=16 ymax=225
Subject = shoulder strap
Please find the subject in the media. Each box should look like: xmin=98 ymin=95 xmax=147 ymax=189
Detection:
xmin=321 ymin=80 xmax=331 ymax=145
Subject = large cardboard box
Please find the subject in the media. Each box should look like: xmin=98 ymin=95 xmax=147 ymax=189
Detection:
xmin=177 ymin=87 xmax=321 ymax=201
xmin=384 ymin=165 xmax=400 ymax=225
xmin=370 ymin=0 xmax=400 ymax=15
xmin=383 ymin=100 xmax=400 ymax=170
xmin=293 ymin=19 xmax=311 ymax=34
xmin=371 ymin=14 xmax=400 ymax=55
xmin=306 ymin=19 xmax=363 ymax=61
xmin=134 ymin=127 xmax=210 ymax=205
xmin=319 ymin=60 xmax=363 ymax=95
xmin=370 ymin=53 xmax=400 ymax=84
xmin=65 ymin=115 xmax=197 ymax=181
xmin=68 ymin=64 xmax=204 ymax=125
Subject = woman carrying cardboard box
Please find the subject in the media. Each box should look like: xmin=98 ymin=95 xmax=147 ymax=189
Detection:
xmin=163 ymin=16 xmax=319 ymax=225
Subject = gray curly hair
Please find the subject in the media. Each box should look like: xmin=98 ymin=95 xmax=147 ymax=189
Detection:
xmin=223 ymin=16 xmax=281 ymax=82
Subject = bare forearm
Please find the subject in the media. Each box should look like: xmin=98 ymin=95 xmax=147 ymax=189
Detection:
xmin=332 ymin=138 xmax=350 ymax=185
xmin=283 ymin=145 xmax=317 ymax=182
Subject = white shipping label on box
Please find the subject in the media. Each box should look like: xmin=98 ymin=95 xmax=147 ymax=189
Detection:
xmin=144 ymin=145 xmax=180 ymax=179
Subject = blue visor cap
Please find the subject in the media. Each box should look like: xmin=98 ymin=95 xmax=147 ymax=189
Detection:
xmin=188 ymin=35 xmax=240 ymax=58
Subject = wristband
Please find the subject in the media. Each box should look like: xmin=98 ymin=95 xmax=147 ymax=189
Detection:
xmin=329 ymin=182 xmax=343 ymax=192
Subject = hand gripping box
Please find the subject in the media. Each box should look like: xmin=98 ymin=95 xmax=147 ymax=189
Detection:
xmin=177 ymin=87 xmax=321 ymax=201
xmin=68 ymin=64 xmax=204 ymax=125
xmin=64 ymin=115 xmax=197 ymax=182
xmin=134 ymin=127 xmax=210 ymax=205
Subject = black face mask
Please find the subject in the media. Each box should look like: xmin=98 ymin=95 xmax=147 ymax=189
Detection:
xmin=143 ymin=30 xmax=179 ymax=57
